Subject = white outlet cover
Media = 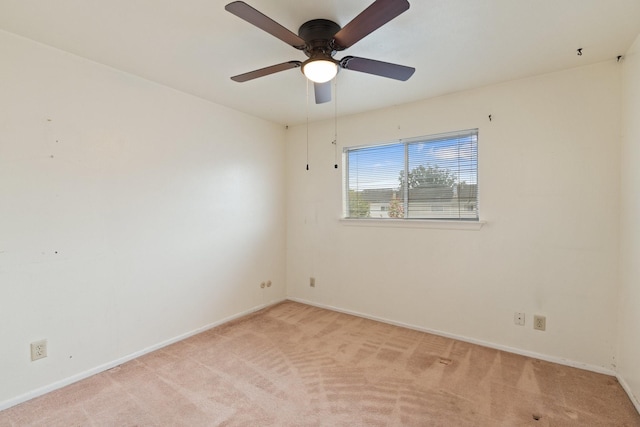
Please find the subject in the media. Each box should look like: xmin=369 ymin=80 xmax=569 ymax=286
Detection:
xmin=534 ymin=315 xmax=546 ymax=331
xmin=30 ymin=339 xmax=47 ymax=361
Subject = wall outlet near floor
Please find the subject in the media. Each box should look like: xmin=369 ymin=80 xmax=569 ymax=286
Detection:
xmin=514 ymin=312 xmax=525 ymax=326
xmin=309 ymin=277 xmax=315 ymax=287
xmin=31 ymin=340 xmax=47 ymax=361
xmin=534 ymin=315 xmax=546 ymax=331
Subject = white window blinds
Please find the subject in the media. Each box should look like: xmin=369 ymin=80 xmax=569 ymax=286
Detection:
xmin=344 ymin=129 xmax=478 ymax=220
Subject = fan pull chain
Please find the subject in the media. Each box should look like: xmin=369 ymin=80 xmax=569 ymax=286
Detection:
xmin=333 ymin=77 xmax=338 ymax=169
xmin=306 ymin=79 xmax=309 ymax=171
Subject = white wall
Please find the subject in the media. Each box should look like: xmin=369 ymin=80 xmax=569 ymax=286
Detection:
xmin=619 ymin=34 xmax=640 ymax=408
xmin=286 ymin=61 xmax=622 ymax=371
xmin=0 ymin=30 xmax=286 ymax=408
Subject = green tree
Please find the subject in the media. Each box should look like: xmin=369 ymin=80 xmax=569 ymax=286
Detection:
xmin=398 ymin=165 xmax=457 ymax=199
xmin=399 ymin=165 xmax=456 ymax=189
xmin=348 ymin=190 xmax=370 ymax=218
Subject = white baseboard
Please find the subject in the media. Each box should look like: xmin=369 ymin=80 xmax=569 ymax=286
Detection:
xmin=617 ymin=373 xmax=640 ymax=414
xmin=0 ymin=298 xmax=286 ymax=412
xmin=287 ymin=297 xmax=616 ymax=376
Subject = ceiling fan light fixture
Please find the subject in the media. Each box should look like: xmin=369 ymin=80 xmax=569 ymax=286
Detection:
xmin=302 ymin=58 xmax=338 ymax=83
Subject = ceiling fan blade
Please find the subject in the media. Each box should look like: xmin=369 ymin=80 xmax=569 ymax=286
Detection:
xmin=314 ymin=82 xmax=332 ymax=104
xmin=231 ymin=61 xmax=302 ymax=82
xmin=225 ymin=1 xmax=306 ymax=49
xmin=332 ymin=0 xmax=410 ymax=50
xmin=340 ymin=56 xmax=414 ymax=81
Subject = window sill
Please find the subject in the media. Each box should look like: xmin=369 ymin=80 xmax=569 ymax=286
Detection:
xmin=339 ymin=218 xmax=486 ymax=231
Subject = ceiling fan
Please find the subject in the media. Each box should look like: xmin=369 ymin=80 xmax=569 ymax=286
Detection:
xmin=225 ymin=0 xmax=415 ymax=104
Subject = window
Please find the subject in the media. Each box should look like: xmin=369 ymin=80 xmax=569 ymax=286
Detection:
xmin=344 ymin=129 xmax=478 ymax=220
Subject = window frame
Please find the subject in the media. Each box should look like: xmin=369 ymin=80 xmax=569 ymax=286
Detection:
xmin=343 ymin=129 xmax=479 ymax=222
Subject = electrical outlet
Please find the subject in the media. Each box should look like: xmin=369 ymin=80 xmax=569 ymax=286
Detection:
xmin=534 ymin=315 xmax=546 ymax=331
xmin=31 ymin=340 xmax=47 ymax=361
xmin=514 ymin=312 xmax=525 ymax=326
xmin=310 ymin=277 xmax=315 ymax=287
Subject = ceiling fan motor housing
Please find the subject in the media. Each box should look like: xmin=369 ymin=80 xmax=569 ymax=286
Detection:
xmin=298 ymin=19 xmax=341 ymax=58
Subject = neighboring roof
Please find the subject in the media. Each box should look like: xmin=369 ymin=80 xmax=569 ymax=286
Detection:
xmin=357 ymin=185 xmax=477 ymax=203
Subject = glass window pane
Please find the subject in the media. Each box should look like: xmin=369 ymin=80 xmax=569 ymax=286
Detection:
xmin=347 ymin=144 xmax=404 ymax=218
xmin=344 ymin=130 xmax=478 ymax=221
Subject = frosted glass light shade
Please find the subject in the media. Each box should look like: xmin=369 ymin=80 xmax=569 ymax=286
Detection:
xmin=302 ymin=59 xmax=338 ymax=83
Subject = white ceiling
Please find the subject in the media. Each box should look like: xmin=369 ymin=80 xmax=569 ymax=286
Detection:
xmin=1 ymin=0 xmax=639 ymax=125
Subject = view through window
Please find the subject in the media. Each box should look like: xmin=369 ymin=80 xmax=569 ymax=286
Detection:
xmin=344 ymin=129 xmax=478 ymax=220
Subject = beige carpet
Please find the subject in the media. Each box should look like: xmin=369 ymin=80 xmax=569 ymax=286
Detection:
xmin=1 ymin=301 xmax=639 ymax=426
